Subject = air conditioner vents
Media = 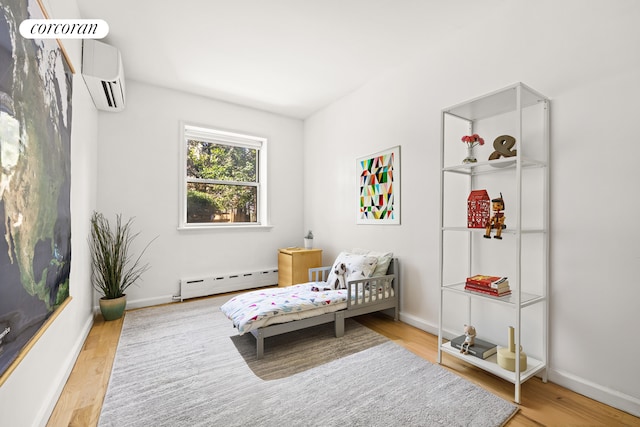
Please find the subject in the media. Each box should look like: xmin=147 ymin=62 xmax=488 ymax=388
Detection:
xmin=81 ymin=39 xmax=126 ymax=112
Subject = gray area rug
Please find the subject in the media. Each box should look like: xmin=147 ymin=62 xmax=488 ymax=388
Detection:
xmin=99 ymin=298 xmax=518 ymax=427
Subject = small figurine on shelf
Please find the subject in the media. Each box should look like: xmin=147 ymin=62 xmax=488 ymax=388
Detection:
xmin=484 ymin=193 xmax=506 ymax=240
xmin=460 ymin=324 xmax=476 ymax=354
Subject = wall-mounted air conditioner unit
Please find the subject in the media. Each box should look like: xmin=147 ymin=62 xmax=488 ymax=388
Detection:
xmin=81 ymin=39 xmax=125 ymax=112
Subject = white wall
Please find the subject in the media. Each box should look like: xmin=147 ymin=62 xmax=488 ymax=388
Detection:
xmin=304 ymin=0 xmax=640 ymax=417
xmin=0 ymin=0 xmax=98 ymax=426
xmin=95 ymin=81 xmax=305 ymax=308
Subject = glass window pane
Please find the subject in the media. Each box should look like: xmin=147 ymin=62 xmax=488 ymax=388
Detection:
xmin=187 ymin=140 xmax=257 ymax=182
xmin=187 ymin=182 xmax=257 ymax=224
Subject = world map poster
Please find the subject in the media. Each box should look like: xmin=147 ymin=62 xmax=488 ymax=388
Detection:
xmin=0 ymin=0 xmax=73 ymax=382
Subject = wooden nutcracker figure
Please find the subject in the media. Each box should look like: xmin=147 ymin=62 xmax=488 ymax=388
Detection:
xmin=484 ymin=192 xmax=506 ymax=239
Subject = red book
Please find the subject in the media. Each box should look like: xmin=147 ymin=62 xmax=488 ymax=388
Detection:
xmin=465 ymin=283 xmax=511 ymax=296
xmin=465 ymin=275 xmax=509 ymax=289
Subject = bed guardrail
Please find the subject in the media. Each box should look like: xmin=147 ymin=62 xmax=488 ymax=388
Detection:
xmin=308 ymin=266 xmax=331 ymax=282
xmin=309 ymin=258 xmax=398 ymax=312
xmin=346 ymin=275 xmax=395 ymax=308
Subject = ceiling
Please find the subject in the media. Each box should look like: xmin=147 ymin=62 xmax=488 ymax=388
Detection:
xmin=75 ymin=1 xmax=490 ymax=119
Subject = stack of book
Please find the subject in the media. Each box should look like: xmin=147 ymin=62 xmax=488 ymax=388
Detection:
xmin=465 ymin=275 xmax=511 ymax=297
xmin=450 ymin=335 xmax=497 ymax=359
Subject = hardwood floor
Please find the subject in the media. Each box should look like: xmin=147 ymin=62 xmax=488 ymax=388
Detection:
xmin=47 ymin=305 xmax=639 ymax=427
xmin=47 ymin=313 xmax=124 ymax=427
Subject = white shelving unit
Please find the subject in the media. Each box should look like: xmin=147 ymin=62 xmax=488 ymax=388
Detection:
xmin=437 ymin=83 xmax=550 ymax=403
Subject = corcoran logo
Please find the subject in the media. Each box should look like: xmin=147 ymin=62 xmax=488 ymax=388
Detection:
xmin=19 ymin=19 xmax=109 ymax=39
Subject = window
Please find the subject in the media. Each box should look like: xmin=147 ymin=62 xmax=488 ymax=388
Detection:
xmin=180 ymin=124 xmax=268 ymax=228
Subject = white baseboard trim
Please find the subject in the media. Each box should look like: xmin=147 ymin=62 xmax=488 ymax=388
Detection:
xmin=93 ymin=295 xmax=178 ymax=315
xmin=95 ymin=290 xmax=256 ymax=314
xmin=37 ymin=313 xmax=94 ymax=427
xmin=399 ymin=312 xmax=438 ymax=336
xmin=125 ymin=295 xmax=177 ymax=310
xmin=549 ymin=367 xmax=640 ymax=418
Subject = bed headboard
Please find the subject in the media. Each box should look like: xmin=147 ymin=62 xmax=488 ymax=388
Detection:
xmin=387 ymin=258 xmax=398 ymax=277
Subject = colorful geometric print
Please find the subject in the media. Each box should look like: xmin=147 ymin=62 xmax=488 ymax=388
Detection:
xmin=359 ymin=152 xmax=395 ymax=220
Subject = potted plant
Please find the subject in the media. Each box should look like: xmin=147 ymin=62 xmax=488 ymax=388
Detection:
xmin=89 ymin=212 xmax=154 ymax=321
xmin=304 ymin=230 xmax=314 ymax=249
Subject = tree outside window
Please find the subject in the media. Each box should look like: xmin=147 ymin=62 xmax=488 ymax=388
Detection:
xmin=182 ymin=125 xmax=266 ymax=227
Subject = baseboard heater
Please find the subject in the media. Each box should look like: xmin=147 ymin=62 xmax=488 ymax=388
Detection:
xmin=179 ymin=268 xmax=278 ymax=301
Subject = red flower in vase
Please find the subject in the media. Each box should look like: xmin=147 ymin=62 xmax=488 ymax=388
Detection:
xmin=461 ymin=134 xmax=485 ymax=148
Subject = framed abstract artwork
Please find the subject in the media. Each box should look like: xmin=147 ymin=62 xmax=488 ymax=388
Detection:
xmin=0 ymin=0 xmax=73 ymax=385
xmin=356 ymin=145 xmax=400 ymax=225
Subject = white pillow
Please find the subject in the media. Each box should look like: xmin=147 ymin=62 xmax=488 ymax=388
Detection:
xmin=351 ymin=248 xmax=393 ymax=277
xmin=325 ymin=252 xmax=378 ymax=289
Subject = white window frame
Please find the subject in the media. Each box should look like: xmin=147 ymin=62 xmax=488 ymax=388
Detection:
xmin=179 ymin=123 xmax=269 ymax=229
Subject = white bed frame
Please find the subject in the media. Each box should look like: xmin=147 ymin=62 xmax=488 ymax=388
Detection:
xmin=250 ymin=258 xmax=399 ymax=359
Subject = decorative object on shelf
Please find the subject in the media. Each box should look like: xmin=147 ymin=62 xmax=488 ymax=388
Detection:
xmin=488 ymin=135 xmax=517 ymax=160
xmin=497 ymin=326 xmax=527 ymax=372
xmin=90 ymin=212 xmax=156 ymax=321
xmin=465 ymin=275 xmax=509 ymax=288
xmin=459 ymin=324 xmax=476 ymax=354
xmin=461 ymin=133 xmax=485 ymax=164
xmin=484 ymin=192 xmax=506 ymax=239
xmin=304 ymin=230 xmax=314 ymax=249
xmin=450 ymin=334 xmax=497 ymax=359
xmin=357 ymin=145 xmax=401 ymax=225
xmin=465 ymin=275 xmax=511 ymax=297
xmin=467 ymin=189 xmax=490 ymax=228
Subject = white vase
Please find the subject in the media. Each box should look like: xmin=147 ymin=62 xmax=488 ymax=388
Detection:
xmin=304 ymin=238 xmax=313 ymax=249
xmin=463 ymin=146 xmax=477 ymax=164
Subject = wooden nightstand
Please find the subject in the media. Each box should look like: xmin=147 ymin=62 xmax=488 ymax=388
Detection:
xmin=278 ymin=248 xmax=323 ymax=287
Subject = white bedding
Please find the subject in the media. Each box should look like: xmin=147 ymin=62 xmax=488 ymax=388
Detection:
xmin=220 ymin=281 xmax=393 ymax=335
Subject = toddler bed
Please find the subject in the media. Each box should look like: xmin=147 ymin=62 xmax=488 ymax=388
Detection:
xmin=221 ymin=251 xmax=399 ymax=359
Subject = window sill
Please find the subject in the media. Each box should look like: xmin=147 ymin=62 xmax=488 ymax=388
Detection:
xmin=177 ymin=224 xmax=273 ymax=232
